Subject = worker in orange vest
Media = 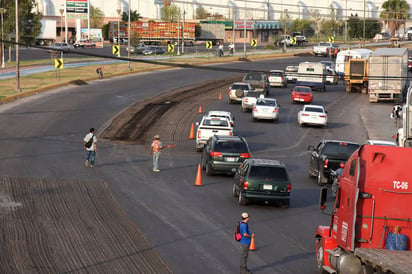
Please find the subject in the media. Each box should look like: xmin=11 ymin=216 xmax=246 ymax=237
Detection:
xmin=150 ymin=135 xmax=163 ymax=172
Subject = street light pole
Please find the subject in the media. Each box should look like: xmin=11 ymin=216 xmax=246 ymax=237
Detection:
xmin=1 ymin=7 xmax=5 ymax=69
xmin=127 ymin=0 xmax=130 ymax=69
xmin=117 ymin=8 xmax=121 ymax=46
xmin=363 ymin=0 xmax=366 ymax=46
xmin=182 ymin=10 xmax=185 ymax=54
xmin=243 ymin=0 xmax=246 ymax=59
xmin=15 ymin=0 xmax=20 ymax=92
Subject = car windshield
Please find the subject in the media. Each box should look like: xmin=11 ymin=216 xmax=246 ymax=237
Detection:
xmin=246 ymin=91 xmax=261 ymax=98
xmin=257 ymin=99 xmax=276 ymax=106
xmin=320 ymin=43 xmax=330 ymax=46
xmin=203 ymin=119 xmax=229 ymax=126
xmin=245 ymin=73 xmax=261 ymax=80
xmin=322 ymin=142 xmax=360 ymax=157
xmin=232 ymin=84 xmax=248 ymax=90
xmin=305 ymin=107 xmax=323 ymax=113
xmin=215 ymin=141 xmax=248 ymax=153
xmin=249 ymin=166 xmax=288 ymax=181
xmin=295 ymin=87 xmax=311 ymax=92
xmin=269 ymin=72 xmax=282 ymax=76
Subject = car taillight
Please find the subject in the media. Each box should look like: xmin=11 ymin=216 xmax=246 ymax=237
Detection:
xmin=210 ymin=151 xmax=222 ymax=157
xmin=287 ymin=184 xmax=292 ymax=192
xmin=245 ymin=98 xmax=249 ymax=103
xmin=302 ymin=113 xmax=310 ymax=116
xmin=229 ymin=132 xmax=233 ymax=136
xmin=253 ymin=107 xmax=257 ymax=112
xmin=319 ymin=115 xmax=327 ymax=118
xmin=240 ymin=153 xmax=251 ymax=158
xmin=197 ymin=130 xmax=201 ymax=139
xmin=324 ymin=159 xmax=329 ymax=168
xmin=273 ymin=108 xmax=278 ymax=113
xmin=243 ymin=181 xmax=249 ymax=190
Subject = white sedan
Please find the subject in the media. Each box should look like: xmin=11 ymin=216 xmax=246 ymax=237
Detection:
xmin=297 ymin=104 xmax=327 ymax=127
xmin=252 ymin=98 xmax=280 ymax=122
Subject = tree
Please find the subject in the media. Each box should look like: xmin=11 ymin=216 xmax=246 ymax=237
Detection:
xmin=310 ymin=9 xmax=324 ymax=38
xmin=380 ymin=0 xmax=410 ymax=36
xmin=90 ymin=5 xmax=104 ymax=28
xmin=279 ymin=10 xmax=291 ymax=34
xmin=161 ymin=2 xmax=181 ymax=23
xmin=195 ymin=6 xmax=208 ymax=19
xmin=122 ymin=10 xmax=142 ymax=22
xmin=2 ymin=0 xmax=42 ymax=45
xmin=348 ymin=14 xmax=381 ymax=39
xmin=290 ymin=19 xmax=313 ymax=36
xmin=321 ymin=5 xmax=340 ymax=36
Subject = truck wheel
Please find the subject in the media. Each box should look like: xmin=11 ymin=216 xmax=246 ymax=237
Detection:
xmin=238 ymin=191 xmax=247 ymax=205
xmin=316 ymin=239 xmax=327 ymax=274
xmin=206 ymin=162 xmax=214 ymax=176
xmin=232 ymin=184 xmax=238 ymax=197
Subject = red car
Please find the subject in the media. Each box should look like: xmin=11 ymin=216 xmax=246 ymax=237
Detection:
xmin=291 ymin=86 xmax=313 ymax=103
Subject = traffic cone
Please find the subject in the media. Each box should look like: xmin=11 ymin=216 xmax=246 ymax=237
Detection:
xmin=249 ymin=236 xmax=256 ymax=251
xmin=218 ymin=93 xmax=222 ymax=100
xmin=189 ymin=123 xmax=195 ymax=139
xmin=194 ymin=164 xmax=202 ymax=186
xmin=198 ymin=105 xmax=203 ymax=114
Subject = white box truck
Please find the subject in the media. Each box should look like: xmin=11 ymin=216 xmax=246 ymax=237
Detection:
xmin=296 ymin=62 xmax=327 ymax=92
xmin=36 ymin=19 xmax=57 ymax=46
xmin=368 ymin=48 xmax=409 ymax=103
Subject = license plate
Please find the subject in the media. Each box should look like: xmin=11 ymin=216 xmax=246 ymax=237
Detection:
xmin=299 ymin=98 xmax=304 ymax=101
xmin=226 ymin=157 xmax=236 ymax=162
xmin=263 ymin=109 xmax=268 ymax=112
xmin=263 ymin=184 xmax=272 ymax=190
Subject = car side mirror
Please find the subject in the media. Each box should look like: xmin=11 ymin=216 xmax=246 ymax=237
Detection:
xmin=195 ymin=122 xmax=199 ymax=126
xmin=325 ymin=110 xmax=328 ymax=113
xmin=307 ymin=145 xmax=315 ymax=151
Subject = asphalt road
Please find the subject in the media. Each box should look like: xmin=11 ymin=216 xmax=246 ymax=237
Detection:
xmin=0 ymin=54 xmax=397 ymax=273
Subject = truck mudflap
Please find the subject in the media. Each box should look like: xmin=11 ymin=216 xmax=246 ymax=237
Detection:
xmin=354 ymin=248 xmax=412 ymax=274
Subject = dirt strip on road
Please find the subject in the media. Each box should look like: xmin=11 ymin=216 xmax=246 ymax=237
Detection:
xmin=0 ymin=177 xmax=172 ymax=274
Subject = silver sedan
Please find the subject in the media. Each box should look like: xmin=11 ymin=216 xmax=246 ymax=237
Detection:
xmin=252 ymin=98 xmax=280 ymax=122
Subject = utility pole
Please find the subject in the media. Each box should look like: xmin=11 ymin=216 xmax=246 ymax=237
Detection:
xmin=182 ymin=10 xmax=185 ymax=54
xmin=15 ymin=0 xmax=20 ymax=92
xmin=1 ymin=5 xmax=5 ymax=69
xmin=128 ymin=0 xmax=130 ymax=69
xmin=243 ymin=0 xmax=246 ymax=59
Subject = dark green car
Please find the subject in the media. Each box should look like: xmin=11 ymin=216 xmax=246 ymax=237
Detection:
xmin=232 ymin=159 xmax=291 ymax=207
xmin=201 ymin=135 xmax=251 ymax=176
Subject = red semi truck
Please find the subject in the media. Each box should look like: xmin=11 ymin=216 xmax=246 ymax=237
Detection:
xmin=315 ymin=145 xmax=412 ymax=274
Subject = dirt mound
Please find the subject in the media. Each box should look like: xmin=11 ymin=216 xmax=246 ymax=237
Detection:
xmin=100 ymin=76 xmax=241 ymax=145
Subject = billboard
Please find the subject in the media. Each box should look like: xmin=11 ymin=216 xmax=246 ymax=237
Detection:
xmin=66 ymin=0 xmax=88 ymax=19
xmin=81 ymin=28 xmax=103 ymax=48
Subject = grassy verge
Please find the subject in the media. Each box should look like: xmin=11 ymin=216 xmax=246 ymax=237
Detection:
xmin=0 ymin=50 xmax=305 ymax=103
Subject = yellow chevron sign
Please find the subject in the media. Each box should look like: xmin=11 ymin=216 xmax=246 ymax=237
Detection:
xmin=206 ymin=41 xmax=213 ymax=49
xmin=54 ymin=58 xmax=64 ymax=69
xmin=168 ymin=44 xmax=175 ymax=53
xmin=112 ymin=45 xmax=120 ymax=55
xmin=251 ymin=39 xmax=257 ymax=47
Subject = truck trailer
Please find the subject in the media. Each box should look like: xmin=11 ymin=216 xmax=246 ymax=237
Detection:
xmin=315 ymin=145 xmax=412 ymax=274
xmin=36 ymin=19 xmax=57 ymax=46
xmin=197 ymin=23 xmax=225 ymax=45
xmin=368 ymin=48 xmax=409 ymax=103
xmin=108 ymin=21 xmax=195 ymax=45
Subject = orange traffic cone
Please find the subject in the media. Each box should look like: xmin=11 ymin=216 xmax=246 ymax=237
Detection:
xmin=249 ymin=236 xmax=256 ymax=251
xmin=218 ymin=93 xmax=222 ymax=100
xmin=189 ymin=123 xmax=195 ymax=139
xmin=194 ymin=164 xmax=202 ymax=186
xmin=198 ymin=105 xmax=203 ymax=114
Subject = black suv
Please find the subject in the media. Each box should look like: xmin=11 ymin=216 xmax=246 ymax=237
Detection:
xmin=201 ymin=135 xmax=251 ymax=176
xmin=308 ymin=140 xmax=360 ymax=185
xmin=232 ymin=159 xmax=292 ymax=207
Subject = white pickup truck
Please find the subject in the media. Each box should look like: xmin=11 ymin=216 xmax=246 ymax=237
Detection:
xmin=312 ymin=42 xmax=338 ymax=57
xmin=195 ymin=116 xmax=233 ymax=151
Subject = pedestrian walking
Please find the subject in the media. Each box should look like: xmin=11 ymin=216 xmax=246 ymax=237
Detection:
xmin=83 ymin=128 xmax=97 ymax=168
xmin=218 ymin=43 xmax=224 ymax=57
xmin=150 ymin=135 xmax=163 ymax=172
xmin=239 ymin=212 xmax=254 ymax=274
xmin=228 ymin=42 xmax=234 ymax=55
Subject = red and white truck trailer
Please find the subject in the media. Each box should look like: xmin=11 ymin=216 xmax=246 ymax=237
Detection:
xmin=315 ymin=145 xmax=412 ymax=274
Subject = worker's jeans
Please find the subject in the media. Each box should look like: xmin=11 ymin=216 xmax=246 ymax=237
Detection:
xmin=85 ymin=150 xmax=96 ymax=166
xmin=153 ymin=152 xmax=160 ymax=170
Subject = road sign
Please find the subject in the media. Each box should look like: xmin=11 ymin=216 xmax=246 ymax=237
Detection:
xmin=54 ymin=58 xmax=64 ymax=69
xmin=167 ymin=44 xmax=175 ymax=53
xmin=251 ymin=39 xmax=257 ymax=47
xmin=206 ymin=41 xmax=213 ymax=49
xmin=291 ymin=37 xmax=296 ymax=45
xmin=328 ymin=36 xmax=335 ymax=43
xmin=112 ymin=45 xmax=120 ymax=55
